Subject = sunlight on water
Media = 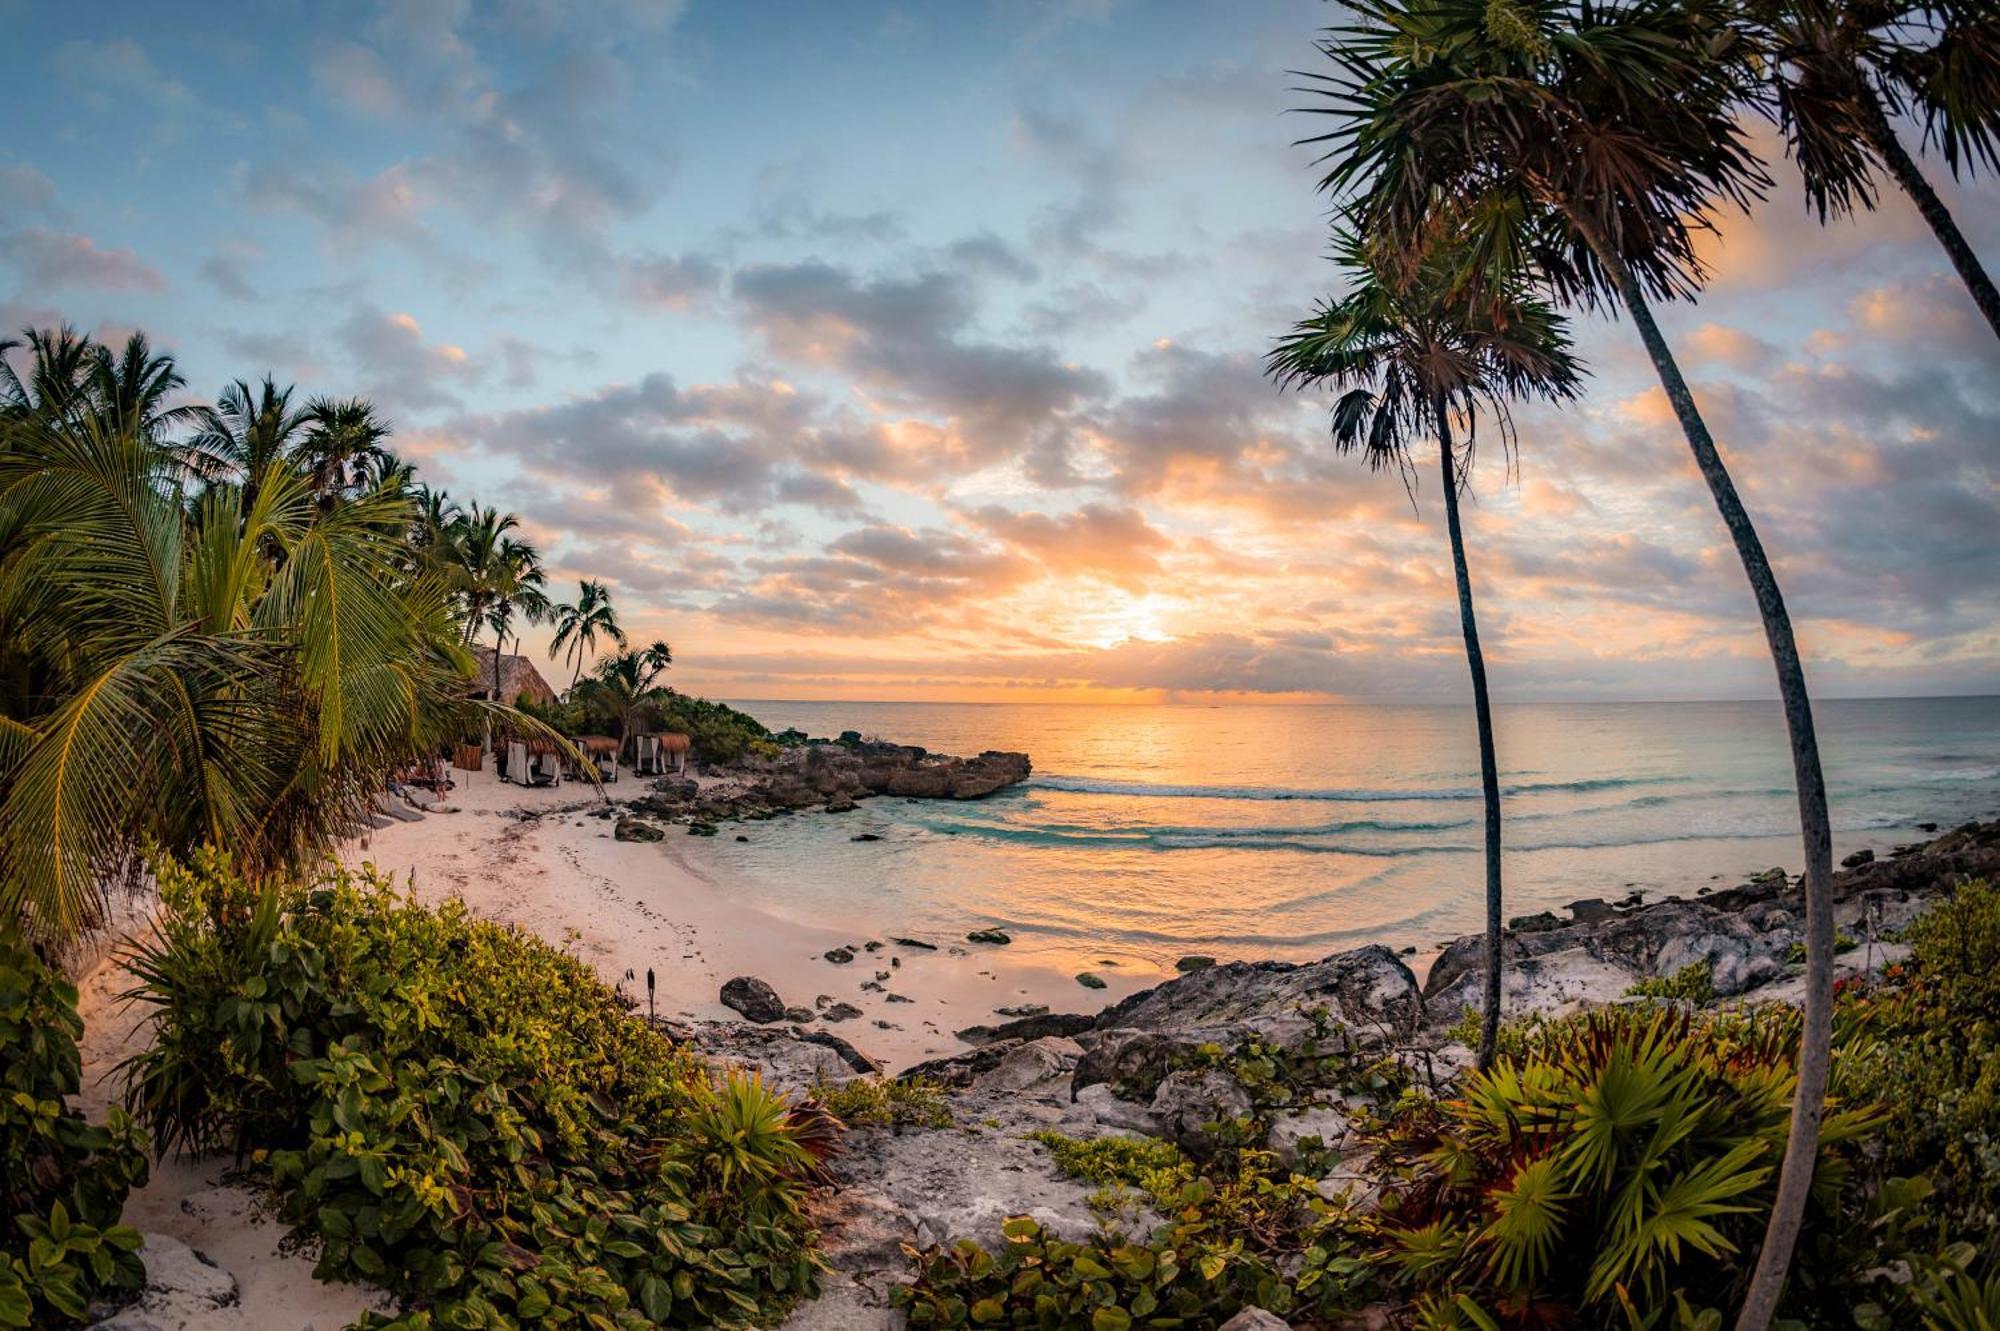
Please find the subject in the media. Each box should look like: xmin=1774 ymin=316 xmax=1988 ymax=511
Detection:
xmin=692 ymin=697 xmax=2000 ymax=970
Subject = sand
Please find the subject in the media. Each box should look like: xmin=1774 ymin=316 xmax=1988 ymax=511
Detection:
xmin=69 ymin=769 xmax=1159 ymax=1328
xmin=341 ymin=766 xmax=1162 ymax=1066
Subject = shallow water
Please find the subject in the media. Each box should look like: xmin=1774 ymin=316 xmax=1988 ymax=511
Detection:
xmin=688 ymin=697 xmax=2000 ymax=969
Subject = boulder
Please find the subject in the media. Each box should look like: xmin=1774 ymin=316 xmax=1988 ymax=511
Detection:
xmin=1266 ymin=1104 xmax=1354 ymax=1167
xmin=1097 ymin=944 xmax=1424 ymax=1039
xmin=956 ymin=1011 xmax=1097 ymax=1045
xmin=720 ymin=976 xmax=787 ymax=1024
xmin=1073 ymin=1082 xmax=1163 ymax=1136
xmin=820 ymin=1001 xmax=863 ymax=1022
xmin=1072 ymin=1030 xmax=1205 ymax=1099
xmin=612 ymin=817 xmax=665 ymax=842
xmin=824 ymin=946 xmax=856 ymax=964
xmin=966 ymin=928 xmax=1012 ymax=945
xmin=1151 ymin=1069 xmax=1254 ymax=1160
xmin=974 ymin=1037 xmax=1084 ymax=1094
xmin=1076 ymin=972 xmax=1107 ymax=989
xmin=1175 ymin=955 xmax=1217 ymax=973
xmin=1842 ymin=847 xmax=1876 ymax=868
xmin=797 ymin=1029 xmax=885 ymax=1075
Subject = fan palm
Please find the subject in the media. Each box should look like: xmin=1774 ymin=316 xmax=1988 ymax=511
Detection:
xmin=1742 ymin=0 xmax=2000 ymax=340
xmin=549 ymin=579 xmax=628 ymax=690
xmin=1300 ymin=3 xmax=1833 ymax=1324
xmin=296 ymin=396 xmax=393 ymax=503
xmin=577 ymin=642 xmax=673 ymax=762
xmin=1268 ymin=228 xmax=1584 ymax=1072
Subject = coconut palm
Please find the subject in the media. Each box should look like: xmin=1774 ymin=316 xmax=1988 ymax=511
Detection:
xmin=1742 ymin=0 xmax=2000 ymax=340
xmin=296 ymin=395 xmax=393 ymax=503
xmin=483 ymin=548 xmax=551 ymax=704
xmin=1268 ymin=227 xmax=1584 ymax=1072
xmin=186 ymin=375 xmax=310 ymax=514
xmin=446 ymin=504 xmax=526 ymax=645
xmin=1301 ymin=4 xmax=1833 ymax=1324
xmin=0 ymin=413 xmax=462 ymax=941
xmin=549 ymin=579 xmax=628 ymax=690
xmin=577 ymin=641 xmax=673 ymax=761
xmin=0 ymin=324 xmax=98 ymax=423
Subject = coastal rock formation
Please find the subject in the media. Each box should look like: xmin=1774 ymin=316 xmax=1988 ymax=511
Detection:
xmin=1095 ymin=943 xmax=1425 ymax=1035
xmin=627 ymin=741 xmax=1031 ymax=828
xmin=1422 ymin=819 xmax=2000 ymax=1020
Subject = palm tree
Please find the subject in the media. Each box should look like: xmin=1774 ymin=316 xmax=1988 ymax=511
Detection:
xmin=549 ymin=580 xmax=627 ymax=690
xmin=483 ymin=545 xmax=551 ymax=704
xmin=1743 ymin=0 xmax=2000 ymax=341
xmin=296 ymin=396 xmax=393 ymax=503
xmin=577 ymin=641 xmax=673 ymax=762
xmin=0 ymin=334 xmax=586 ymax=945
xmin=186 ymin=376 xmax=310 ymax=513
xmin=1303 ymin=4 xmax=1833 ymax=1324
xmin=1268 ymin=228 xmax=1584 ymax=1072
xmin=446 ymin=503 xmax=525 ymax=646
xmin=88 ymin=331 xmax=202 ymax=441
xmin=0 ymin=324 xmax=97 ymax=423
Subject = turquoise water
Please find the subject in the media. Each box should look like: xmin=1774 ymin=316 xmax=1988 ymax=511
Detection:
xmin=693 ymin=697 xmax=2000 ymax=968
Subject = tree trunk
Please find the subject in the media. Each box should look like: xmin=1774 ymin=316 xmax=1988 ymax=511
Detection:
xmin=1575 ymin=222 xmax=1835 ymax=1331
xmin=1856 ymin=85 xmax=2000 ymax=344
xmin=1436 ymin=407 xmax=1506 ymax=1073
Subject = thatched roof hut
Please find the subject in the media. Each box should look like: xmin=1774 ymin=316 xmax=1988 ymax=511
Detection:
xmin=468 ymin=647 xmax=558 ymax=707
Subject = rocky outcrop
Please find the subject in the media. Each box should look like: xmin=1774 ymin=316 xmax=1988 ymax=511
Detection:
xmin=627 ymin=741 xmax=1031 ymax=829
xmin=1422 ymin=820 xmax=2000 ymax=1023
xmin=1096 ymin=944 xmax=1424 ymax=1036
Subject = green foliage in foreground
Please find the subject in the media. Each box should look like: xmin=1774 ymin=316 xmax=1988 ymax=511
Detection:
xmin=0 ymin=930 xmax=149 ymax=1327
xmin=121 ymin=852 xmax=822 ymax=1328
xmin=1025 ymin=1132 xmax=1194 ymax=1217
xmin=815 ymin=1076 xmax=953 ymax=1130
xmin=1375 ymin=1005 xmax=1879 ymax=1326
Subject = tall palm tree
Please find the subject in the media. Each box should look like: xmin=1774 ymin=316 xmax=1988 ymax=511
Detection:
xmin=88 ymin=331 xmax=202 ymax=440
xmin=186 ymin=375 xmax=310 ymax=514
xmin=0 ymin=324 xmax=97 ymax=423
xmin=1268 ymin=229 xmax=1584 ymax=1072
xmin=296 ymin=396 xmax=393 ymax=503
xmin=483 ymin=544 xmax=551 ymax=704
xmin=1743 ymin=0 xmax=2000 ymax=341
xmin=577 ymin=641 xmax=673 ymax=761
xmin=1303 ymin=4 xmax=1833 ymax=1324
xmin=549 ymin=579 xmax=627 ymax=690
xmin=446 ymin=503 xmax=525 ymax=646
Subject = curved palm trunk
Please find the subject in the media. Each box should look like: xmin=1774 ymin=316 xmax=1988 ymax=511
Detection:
xmin=1856 ymin=86 xmax=2000 ymax=343
xmin=1577 ymin=225 xmax=1834 ymax=1331
xmin=1436 ymin=408 xmax=1506 ymax=1072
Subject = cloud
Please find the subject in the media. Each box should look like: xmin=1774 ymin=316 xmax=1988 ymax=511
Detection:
xmin=337 ymin=306 xmax=480 ymax=411
xmin=0 ymin=164 xmax=54 ymax=225
xmin=49 ymin=38 xmax=197 ymax=115
xmin=0 ymin=229 xmax=167 ymax=293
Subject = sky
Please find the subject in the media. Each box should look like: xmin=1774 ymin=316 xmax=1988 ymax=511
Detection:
xmin=2 ymin=0 xmax=1997 ymax=705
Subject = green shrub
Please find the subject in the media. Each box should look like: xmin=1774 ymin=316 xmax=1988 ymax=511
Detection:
xmin=893 ymin=1201 xmax=1378 ymax=1330
xmin=1026 ymin=1131 xmax=1195 ymax=1223
xmin=1624 ymin=960 xmax=1718 ymax=1002
xmin=1370 ymin=1005 xmax=1878 ymax=1326
xmin=815 ymin=1077 xmax=952 ymax=1130
xmin=0 ymin=929 xmax=150 ymax=1327
xmin=122 ymin=851 xmax=822 ymax=1327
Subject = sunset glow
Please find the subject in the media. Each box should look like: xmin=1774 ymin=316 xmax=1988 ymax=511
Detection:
xmin=3 ymin=2 xmax=1995 ymax=705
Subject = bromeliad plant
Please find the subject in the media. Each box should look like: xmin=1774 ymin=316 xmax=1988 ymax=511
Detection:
xmin=0 ymin=929 xmax=150 ymax=1327
xmin=120 ymin=852 xmax=824 ymax=1328
xmin=1372 ymin=1006 xmax=1878 ymax=1327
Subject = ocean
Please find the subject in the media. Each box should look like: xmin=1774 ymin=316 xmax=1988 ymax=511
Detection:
xmin=691 ymin=697 xmax=2000 ymax=971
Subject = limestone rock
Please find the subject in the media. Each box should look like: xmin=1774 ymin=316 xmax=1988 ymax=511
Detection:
xmin=1073 ymin=1082 xmax=1163 ymax=1136
xmin=720 ymin=976 xmax=787 ymax=1024
xmin=1219 ymin=1310 xmax=1289 ymax=1331
xmin=1150 ymin=1069 xmax=1253 ymax=1160
xmin=1097 ymin=944 xmax=1424 ymax=1038
xmin=612 ymin=817 xmax=664 ymax=842
xmin=974 ymin=1037 xmax=1084 ymax=1094
xmin=1266 ymin=1105 xmax=1353 ymax=1166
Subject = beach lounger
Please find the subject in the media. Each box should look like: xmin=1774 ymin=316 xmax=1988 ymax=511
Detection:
xmin=373 ymin=792 xmax=425 ymax=823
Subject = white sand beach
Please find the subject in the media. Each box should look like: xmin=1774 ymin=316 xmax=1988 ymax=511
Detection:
xmin=341 ymin=767 xmax=1162 ymax=1068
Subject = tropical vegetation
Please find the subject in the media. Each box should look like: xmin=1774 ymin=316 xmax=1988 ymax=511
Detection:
xmin=121 ymin=853 xmax=823 ymax=1328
